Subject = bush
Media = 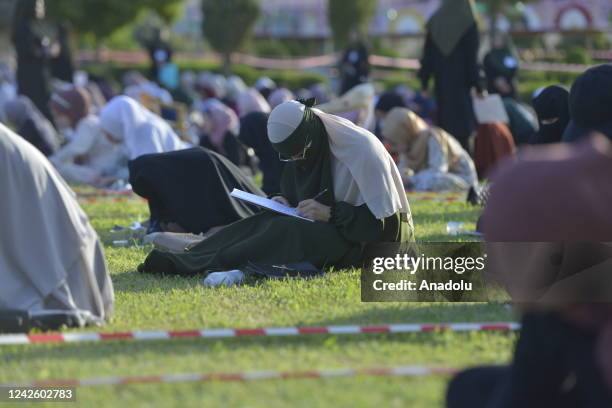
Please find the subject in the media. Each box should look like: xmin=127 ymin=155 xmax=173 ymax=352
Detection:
xmin=251 ymin=39 xmax=291 ymax=58
xmin=564 ymin=47 xmax=592 ymax=65
xmin=516 ymin=70 xmax=579 ymax=103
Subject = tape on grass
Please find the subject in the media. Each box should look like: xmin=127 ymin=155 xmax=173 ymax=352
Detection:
xmin=2 ymin=365 xmax=460 ymax=388
xmin=0 ymin=322 xmax=519 ymax=346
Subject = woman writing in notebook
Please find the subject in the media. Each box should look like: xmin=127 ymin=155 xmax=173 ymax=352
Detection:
xmin=139 ymin=99 xmax=414 ymax=284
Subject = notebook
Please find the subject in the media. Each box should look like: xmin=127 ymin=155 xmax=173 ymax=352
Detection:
xmin=230 ymin=189 xmax=314 ymax=222
xmin=473 ymin=94 xmax=509 ymax=124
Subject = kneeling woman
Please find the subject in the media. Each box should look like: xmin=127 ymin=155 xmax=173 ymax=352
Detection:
xmin=382 ymin=107 xmax=477 ymax=192
xmin=139 ymin=99 xmax=413 ymax=276
xmin=100 ymin=96 xmax=189 ymax=160
xmin=129 ymin=147 xmax=264 ymax=235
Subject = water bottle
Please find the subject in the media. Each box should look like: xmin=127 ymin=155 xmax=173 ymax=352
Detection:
xmin=446 ymin=221 xmax=466 ymax=236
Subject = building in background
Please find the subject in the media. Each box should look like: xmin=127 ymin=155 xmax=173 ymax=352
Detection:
xmin=181 ymin=0 xmax=611 ymax=39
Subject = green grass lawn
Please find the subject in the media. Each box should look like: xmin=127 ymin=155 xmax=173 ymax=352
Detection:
xmin=0 ymin=190 xmax=516 ymax=408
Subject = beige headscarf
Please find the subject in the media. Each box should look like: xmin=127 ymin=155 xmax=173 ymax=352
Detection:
xmin=381 ymin=107 xmax=463 ymax=171
xmin=427 ymin=0 xmax=479 ymax=56
xmin=267 ymin=100 xmax=411 ymax=220
xmin=316 ymin=83 xmax=375 ymax=129
xmin=0 ymin=123 xmax=113 ymax=323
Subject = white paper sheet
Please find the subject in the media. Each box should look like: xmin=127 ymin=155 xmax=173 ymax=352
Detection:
xmin=473 ymin=94 xmax=509 ymax=124
xmin=230 ymin=189 xmax=314 ymax=222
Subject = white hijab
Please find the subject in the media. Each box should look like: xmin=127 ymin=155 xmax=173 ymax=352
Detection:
xmin=267 ymin=100 xmax=411 ymax=220
xmin=0 ymin=123 xmax=113 ymax=323
xmin=99 ymin=96 xmax=188 ymax=160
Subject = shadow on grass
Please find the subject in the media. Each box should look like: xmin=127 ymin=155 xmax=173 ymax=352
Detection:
xmin=111 ymin=270 xmax=202 ymax=293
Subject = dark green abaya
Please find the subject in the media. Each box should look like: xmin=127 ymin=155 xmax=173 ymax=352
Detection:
xmin=139 ymin=106 xmax=413 ymax=276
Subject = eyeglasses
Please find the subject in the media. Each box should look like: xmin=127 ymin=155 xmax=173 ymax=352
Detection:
xmin=278 ymin=139 xmax=313 ymax=162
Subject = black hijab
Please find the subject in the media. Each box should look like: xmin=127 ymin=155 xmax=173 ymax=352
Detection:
xmin=271 ymin=100 xmax=334 ymax=207
xmin=375 ymin=92 xmax=406 ymax=114
xmin=531 ymin=86 xmax=570 ymax=144
xmin=238 ymin=112 xmax=284 ymax=196
xmin=128 ymin=147 xmax=264 ymax=234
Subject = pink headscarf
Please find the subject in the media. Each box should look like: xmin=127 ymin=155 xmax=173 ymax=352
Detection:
xmin=267 ymin=88 xmax=295 ymax=109
xmin=203 ymin=99 xmax=240 ymax=149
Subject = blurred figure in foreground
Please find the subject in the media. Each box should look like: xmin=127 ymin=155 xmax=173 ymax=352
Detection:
xmin=0 ymin=123 xmax=113 ymax=332
xmin=447 ymin=63 xmax=612 ymax=408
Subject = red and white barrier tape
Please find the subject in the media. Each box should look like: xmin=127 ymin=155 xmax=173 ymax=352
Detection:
xmin=406 ymin=193 xmax=464 ymax=203
xmin=2 ymin=365 xmax=458 ymax=388
xmin=0 ymin=322 xmax=519 ymax=346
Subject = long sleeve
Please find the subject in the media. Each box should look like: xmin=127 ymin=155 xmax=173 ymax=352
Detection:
xmin=331 ymin=201 xmax=384 ymax=243
xmin=463 ymin=25 xmax=483 ymax=92
xmin=50 ymin=120 xmax=97 ymax=163
xmin=418 ymin=33 xmax=435 ymax=91
xmin=425 ymin=136 xmax=448 ymax=172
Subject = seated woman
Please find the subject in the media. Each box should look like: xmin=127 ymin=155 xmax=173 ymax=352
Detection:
xmin=236 ymin=88 xmax=271 ymax=118
xmin=316 ymin=83 xmax=375 ymax=131
xmin=375 ymin=91 xmax=406 ymax=121
xmin=198 ymin=98 xmax=244 ymax=165
xmin=0 ymin=122 xmax=113 ymax=331
xmin=501 ymin=97 xmax=537 ymax=146
xmin=129 ymin=147 xmax=264 ymax=235
xmin=268 ymin=88 xmax=295 ymax=109
xmin=483 ymin=31 xmax=519 ymax=99
xmin=238 ymin=111 xmax=284 ymax=195
xmin=381 ymin=107 xmax=477 ymax=192
xmin=2 ymin=95 xmax=60 ymax=156
xmin=49 ymin=87 xmax=127 ymax=186
xmin=530 ymin=85 xmax=570 ymax=145
xmin=139 ymin=99 xmax=413 ymax=278
xmin=99 ymin=96 xmax=189 ymax=160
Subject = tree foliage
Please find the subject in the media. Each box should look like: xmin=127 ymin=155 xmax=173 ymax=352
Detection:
xmin=201 ymin=0 xmax=260 ymax=74
xmin=328 ymin=0 xmax=376 ymax=49
xmin=46 ymin=0 xmax=182 ymax=43
xmin=479 ymin=0 xmax=537 ymax=28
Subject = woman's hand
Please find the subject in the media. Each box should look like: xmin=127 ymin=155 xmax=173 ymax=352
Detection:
xmin=271 ymin=196 xmax=290 ymax=206
xmin=297 ymin=199 xmax=331 ymax=222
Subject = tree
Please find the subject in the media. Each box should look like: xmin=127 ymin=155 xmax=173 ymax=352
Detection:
xmin=201 ymin=0 xmax=260 ymax=75
xmin=479 ymin=0 xmax=536 ymax=39
xmin=47 ymin=0 xmax=182 ymax=46
xmin=328 ymin=0 xmax=376 ymax=49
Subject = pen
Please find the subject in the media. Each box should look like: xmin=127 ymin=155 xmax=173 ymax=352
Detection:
xmin=312 ymin=188 xmax=328 ymax=201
